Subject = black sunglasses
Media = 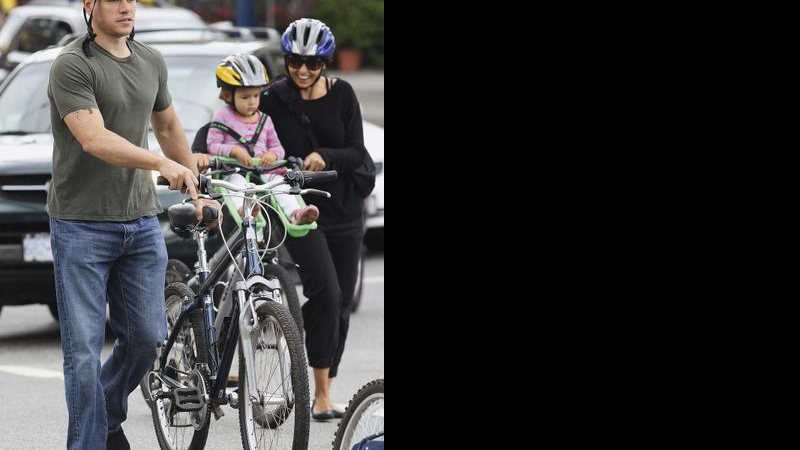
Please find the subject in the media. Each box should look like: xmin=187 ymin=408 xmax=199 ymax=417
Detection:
xmin=286 ymin=54 xmax=325 ymax=71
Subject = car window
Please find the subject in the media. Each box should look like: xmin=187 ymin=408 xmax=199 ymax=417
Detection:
xmin=260 ymin=47 xmax=286 ymax=79
xmin=16 ymin=18 xmax=73 ymax=54
xmin=0 ymin=62 xmax=51 ymax=135
xmin=164 ymin=55 xmax=225 ymax=132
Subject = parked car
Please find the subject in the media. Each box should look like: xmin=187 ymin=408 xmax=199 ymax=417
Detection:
xmin=0 ymin=39 xmax=384 ymax=319
xmin=0 ymin=2 xmax=206 ymax=81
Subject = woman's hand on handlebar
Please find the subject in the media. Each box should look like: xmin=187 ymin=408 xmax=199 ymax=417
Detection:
xmin=304 ymin=151 xmax=326 ymax=171
xmin=158 ymin=159 xmax=199 ymax=200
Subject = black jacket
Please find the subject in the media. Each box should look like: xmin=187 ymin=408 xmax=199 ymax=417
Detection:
xmin=260 ymin=78 xmax=367 ymax=227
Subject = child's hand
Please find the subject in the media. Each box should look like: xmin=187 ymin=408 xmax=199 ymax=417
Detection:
xmin=259 ymin=152 xmax=278 ymax=166
xmin=230 ymin=146 xmax=252 ymax=166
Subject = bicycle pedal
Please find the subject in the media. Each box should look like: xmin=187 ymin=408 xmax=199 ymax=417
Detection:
xmin=171 ymin=387 xmax=204 ymax=412
xmin=212 ymin=405 xmax=226 ymax=420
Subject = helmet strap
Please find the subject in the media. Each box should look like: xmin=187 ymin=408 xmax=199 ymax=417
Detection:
xmin=82 ymin=0 xmax=98 ymax=57
xmin=82 ymin=0 xmax=136 ymax=56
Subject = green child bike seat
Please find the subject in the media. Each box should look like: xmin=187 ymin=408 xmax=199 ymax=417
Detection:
xmin=212 ymin=157 xmax=317 ymax=238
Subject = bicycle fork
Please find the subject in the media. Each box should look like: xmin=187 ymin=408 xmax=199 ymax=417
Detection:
xmin=235 ymin=277 xmax=294 ymax=411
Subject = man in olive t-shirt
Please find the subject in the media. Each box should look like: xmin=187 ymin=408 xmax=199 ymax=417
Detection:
xmin=47 ymin=1 xmax=217 ymax=449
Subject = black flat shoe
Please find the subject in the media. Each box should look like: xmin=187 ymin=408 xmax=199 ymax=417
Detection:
xmin=107 ymin=427 xmax=131 ymax=450
xmin=312 ymin=409 xmax=335 ymax=421
xmin=332 ymin=403 xmax=346 ymax=419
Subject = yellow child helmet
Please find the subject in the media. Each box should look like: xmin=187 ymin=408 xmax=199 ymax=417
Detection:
xmin=216 ymin=54 xmax=269 ymax=89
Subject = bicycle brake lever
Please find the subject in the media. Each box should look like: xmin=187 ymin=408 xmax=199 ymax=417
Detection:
xmin=301 ymin=188 xmax=331 ymax=198
xmin=181 ymin=194 xmax=221 ymax=204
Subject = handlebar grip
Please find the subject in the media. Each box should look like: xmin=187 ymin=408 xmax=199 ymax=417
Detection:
xmin=287 ymin=156 xmax=304 ymax=170
xmin=209 ymin=158 xmax=223 ymax=171
xmin=157 ymin=176 xmax=204 ymax=192
xmin=302 ymin=170 xmax=338 ymax=185
xmin=202 ymin=206 xmax=219 ymax=222
xmin=199 ymin=175 xmax=212 ymax=194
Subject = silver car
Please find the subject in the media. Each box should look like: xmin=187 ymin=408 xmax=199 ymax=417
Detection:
xmin=0 ymin=2 xmax=206 ymax=80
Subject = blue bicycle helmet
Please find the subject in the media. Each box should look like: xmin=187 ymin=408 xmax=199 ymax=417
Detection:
xmin=281 ymin=18 xmax=336 ymax=59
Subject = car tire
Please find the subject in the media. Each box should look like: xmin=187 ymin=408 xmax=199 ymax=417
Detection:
xmin=165 ymin=259 xmax=193 ymax=286
xmin=48 ymin=302 xmax=59 ymax=322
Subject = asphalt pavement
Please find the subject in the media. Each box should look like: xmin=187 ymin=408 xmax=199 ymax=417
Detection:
xmin=0 ymin=253 xmax=384 ymax=450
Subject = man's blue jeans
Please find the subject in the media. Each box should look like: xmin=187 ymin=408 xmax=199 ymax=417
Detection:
xmin=50 ymin=216 xmax=168 ymax=450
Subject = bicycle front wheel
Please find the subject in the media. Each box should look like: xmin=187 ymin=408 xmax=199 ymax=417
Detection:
xmin=263 ymin=263 xmax=304 ymax=336
xmin=332 ymin=379 xmax=385 ymax=450
xmin=239 ymin=300 xmax=310 ymax=450
xmin=150 ymin=283 xmax=211 ymax=450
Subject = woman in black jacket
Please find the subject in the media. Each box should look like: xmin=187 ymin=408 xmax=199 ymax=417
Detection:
xmin=260 ymin=18 xmax=371 ymax=421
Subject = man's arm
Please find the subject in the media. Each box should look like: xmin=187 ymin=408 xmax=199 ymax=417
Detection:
xmin=151 ymin=105 xmax=221 ymax=224
xmin=63 ymin=107 xmax=198 ymax=198
xmin=151 ymin=104 xmax=198 ymax=177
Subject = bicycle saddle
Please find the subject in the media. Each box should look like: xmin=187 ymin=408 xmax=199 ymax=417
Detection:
xmin=168 ymin=203 xmax=198 ymax=239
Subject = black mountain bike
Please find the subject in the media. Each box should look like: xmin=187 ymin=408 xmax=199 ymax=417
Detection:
xmin=142 ymin=165 xmax=336 ymax=450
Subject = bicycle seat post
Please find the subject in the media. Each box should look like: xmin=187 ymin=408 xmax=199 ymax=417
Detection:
xmin=195 ymin=230 xmax=210 ymax=280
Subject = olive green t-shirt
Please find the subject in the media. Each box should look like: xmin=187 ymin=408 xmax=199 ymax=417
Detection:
xmin=47 ymin=37 xmax=172 ymax=221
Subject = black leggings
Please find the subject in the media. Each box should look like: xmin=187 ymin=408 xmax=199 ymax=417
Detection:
xmin=285 ymin=222 xmax=364 ymax=378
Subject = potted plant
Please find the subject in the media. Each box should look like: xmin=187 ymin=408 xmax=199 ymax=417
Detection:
xmin=313 ymin=0 xmax=383 ymax=70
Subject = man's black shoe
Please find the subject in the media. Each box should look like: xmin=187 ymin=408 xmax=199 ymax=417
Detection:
xmin=107 ymin=427 xmax=131 ymax=450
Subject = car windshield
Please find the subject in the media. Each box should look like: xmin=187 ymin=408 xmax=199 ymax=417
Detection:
xmin=0 ymin=55 xmax=230 ymax=136
xmin=0 ymin=62 xmax=51 ymax=135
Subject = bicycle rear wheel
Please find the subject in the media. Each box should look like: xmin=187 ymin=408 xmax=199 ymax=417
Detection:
xmin=332 ymin=379 xmax=385 ymax=450
xmin=239 ymin=299 xmax=310 ymax=450
xmin=149 ymin=283 xmax=212 ymax=450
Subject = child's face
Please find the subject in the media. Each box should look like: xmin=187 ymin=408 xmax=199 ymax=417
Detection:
xmin=233 ymin=87 xmax=262 ymax=117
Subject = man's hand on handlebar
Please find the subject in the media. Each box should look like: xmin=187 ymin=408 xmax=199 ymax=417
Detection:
xmin=194 ymin=153 xmax=210 ymax=173
xmin=158 ymin=159 xmax=199 ymax=200
xmin=192 ymin=198 xmax=222 ymax=229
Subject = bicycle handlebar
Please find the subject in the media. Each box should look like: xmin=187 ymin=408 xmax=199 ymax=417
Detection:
xmin=208 ymin=158 xmax=286 ymax=174
xmin=157 ymin=171 xmax=336 ymax=195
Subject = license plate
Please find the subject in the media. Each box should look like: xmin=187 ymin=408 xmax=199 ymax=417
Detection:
xmin=23 ymin=233 xmax=52 ymax=262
